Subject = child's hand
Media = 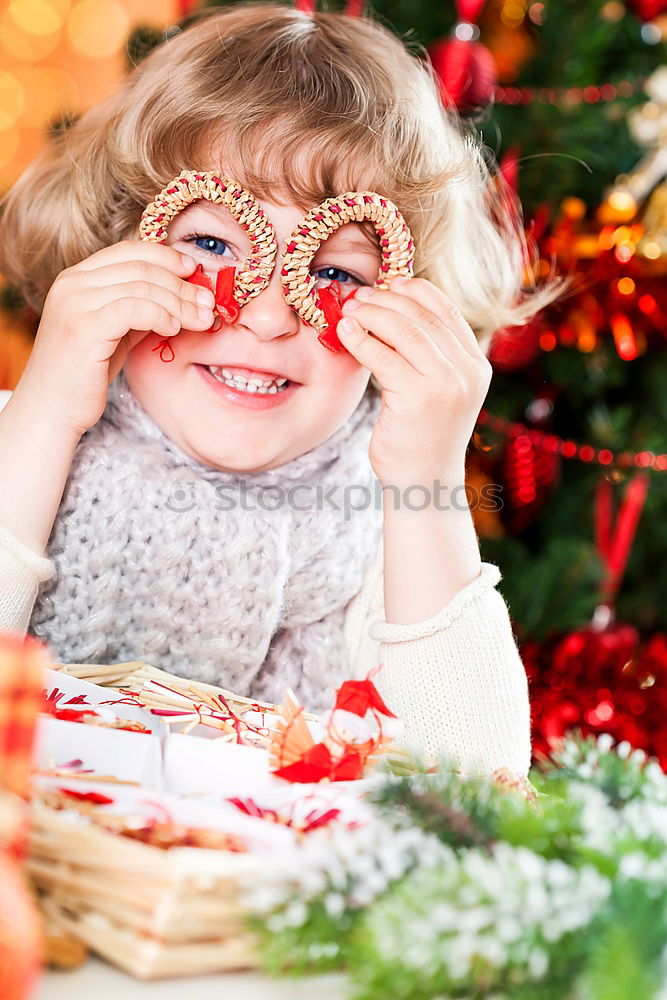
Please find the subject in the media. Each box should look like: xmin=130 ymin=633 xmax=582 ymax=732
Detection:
xmin=20 ymin=240 xmax=216 ymax=438
xmin=337 ymin=277 xmax=492 ymax=488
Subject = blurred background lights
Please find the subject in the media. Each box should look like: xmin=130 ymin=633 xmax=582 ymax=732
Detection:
xmin=0 ymin=0 xmax=177 ymax=188
xmin=0 ymin=125 xmax=20 ymax=168
xmin=67 ymin=0 xmax=130 ymax=58
xmin=0 ymin=71 xmax=24 ymax=129
xmin=9 ymin=0 xmax=63 ymax=35
xmin=13 ymin=67 xmax=79 ymax=126
xmin=0 ymin=7 xmax=61 ymax=60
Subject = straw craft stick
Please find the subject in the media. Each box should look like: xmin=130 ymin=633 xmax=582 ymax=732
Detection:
xmin=138 ymin=171 xmax=277 ymax=307
xmin=52 ymin=661 xmax=318 ymax=723
xmin=281 ymin=191 xmax=415 ymax=333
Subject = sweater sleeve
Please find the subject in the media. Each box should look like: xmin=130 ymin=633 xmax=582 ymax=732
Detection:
xmin=343 ymin=543 xmax=532 ymax=778
xmin=0 ymin=521 xmax=55 ymax=632
xmin=0 ymin=389 xmax=56 ymax=632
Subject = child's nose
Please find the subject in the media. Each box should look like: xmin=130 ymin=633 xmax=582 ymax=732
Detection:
xmin=237 ymin=267 xmax=300 ymax=341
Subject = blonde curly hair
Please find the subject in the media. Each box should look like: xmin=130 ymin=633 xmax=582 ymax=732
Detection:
xmin=0 ymin=1 xmax=568 ymax=349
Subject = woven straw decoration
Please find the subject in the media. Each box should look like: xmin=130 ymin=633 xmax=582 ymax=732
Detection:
xmin=138 ymin=171 xmax=278 ymax=306
xmin=281 ymin=191 xmax=415 ymax=334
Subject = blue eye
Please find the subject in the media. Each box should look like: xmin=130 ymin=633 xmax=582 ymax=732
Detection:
xmin=313 ymin=266 xmax=360 ymax=286
xmin=184 ymin=234 xmax=230 ymax=256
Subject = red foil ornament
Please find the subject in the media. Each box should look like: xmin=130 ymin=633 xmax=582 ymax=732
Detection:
xmin=429 ymin=36 xmax=497 ymax=112
xmin=626 ymin=0 xmax=667 ymax=19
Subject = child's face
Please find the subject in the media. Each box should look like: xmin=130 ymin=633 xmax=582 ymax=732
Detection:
xmin=123 ymin=191 xmax=381 ymax=474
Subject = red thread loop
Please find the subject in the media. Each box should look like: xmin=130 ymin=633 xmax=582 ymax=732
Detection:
xmin=153 ymin=264 xmax=240 ymax=363
xmin=151 ymin=340 xmax=175 ymax=363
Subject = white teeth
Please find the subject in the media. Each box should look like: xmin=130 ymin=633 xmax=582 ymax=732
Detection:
xmin=206 ymin=366 xmax=290 ymax=394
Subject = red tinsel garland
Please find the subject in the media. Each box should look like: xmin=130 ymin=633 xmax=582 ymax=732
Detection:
xmin=525 ymin=628 xmax=667 ymax=772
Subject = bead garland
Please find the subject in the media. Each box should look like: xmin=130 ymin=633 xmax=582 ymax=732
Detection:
xmin=476 ymin=408 xmax=667 ymax=471
xmin=493 ymin=77 xmax=646 ymax=106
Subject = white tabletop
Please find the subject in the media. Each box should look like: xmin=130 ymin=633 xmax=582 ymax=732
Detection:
xmin=35 ymin=958 xmax=349 ymax=999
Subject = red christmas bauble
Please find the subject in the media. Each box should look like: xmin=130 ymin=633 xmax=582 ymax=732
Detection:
xmin=428 ymin=36 xmax=497 ymax=112
xmin=626 ymin=0 xmax=667 ymax=20
xmin=489 ymin=319 xmax=542 ymax=372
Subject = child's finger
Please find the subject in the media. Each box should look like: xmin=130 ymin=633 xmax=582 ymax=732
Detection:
xmin=389 ymin=277 xmax=483 ymax=359
xmin=92 ymin=296 xmax=191 ymax=341
xmin=77 ymin=273 xmax=215 ymax=331
xmin=73 ymin=238 xmax=197 ymax=277
xmin=337 ymin=317 xmax=424 ymax=392
xmin=79 ymin=260 xmax=213 ymax=306
xmin=341 ymin=295 xmax=453 ymax=375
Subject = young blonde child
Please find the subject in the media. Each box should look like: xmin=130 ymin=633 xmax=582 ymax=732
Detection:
xmin=0 ymin=3 xmax=564 ymax=777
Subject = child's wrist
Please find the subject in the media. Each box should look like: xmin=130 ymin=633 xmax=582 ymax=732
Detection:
xmin=378 ymin=462 xmax=467 ymax=495
xmin=12 ymin=375 xmax=85 ymax=449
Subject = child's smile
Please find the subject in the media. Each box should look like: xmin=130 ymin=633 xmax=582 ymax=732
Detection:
xmin=122 ymin=192 xmax=381 ymax=475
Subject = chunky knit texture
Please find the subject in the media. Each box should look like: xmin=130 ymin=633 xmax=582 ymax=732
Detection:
xmin=28 ymin=371 xmax=384 ymax=713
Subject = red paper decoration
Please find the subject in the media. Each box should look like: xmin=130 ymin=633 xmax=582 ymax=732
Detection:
xmin=270 ymin=673 xmax=398 ymax=784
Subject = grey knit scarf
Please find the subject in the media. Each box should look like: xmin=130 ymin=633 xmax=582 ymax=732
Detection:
xmin=29 ymin=370 xmax=383 ymax=712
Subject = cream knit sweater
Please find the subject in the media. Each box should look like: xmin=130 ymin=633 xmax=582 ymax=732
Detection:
xmin=0 ymin=389 xmax=533 ymax=778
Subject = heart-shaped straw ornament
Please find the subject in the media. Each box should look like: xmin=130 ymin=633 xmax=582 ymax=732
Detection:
xmin=138 ymin=171 xmax=278 ymax=361
xmin=281 ymin=191 xmax=415 ymax=352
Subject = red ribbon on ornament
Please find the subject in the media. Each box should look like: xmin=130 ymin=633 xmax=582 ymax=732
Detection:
xmin=152 ymin=264 xmax=237 ymax=363
xmin=594 ymin=470 xmax=650 ymax=604
xmin=317 ymin=280 xmax=358 ymax=353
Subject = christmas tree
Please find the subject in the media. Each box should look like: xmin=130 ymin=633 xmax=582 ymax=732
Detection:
xmin=357 ymin=0 xmax=667 ymax=767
